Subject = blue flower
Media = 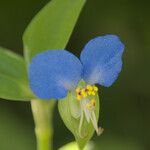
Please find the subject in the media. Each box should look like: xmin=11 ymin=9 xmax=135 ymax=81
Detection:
xmin=29 ymin=34 xmax=125 ymax=100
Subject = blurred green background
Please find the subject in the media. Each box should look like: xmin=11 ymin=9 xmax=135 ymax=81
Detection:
xmin=0 ymin=0 xmax=150 ymax=149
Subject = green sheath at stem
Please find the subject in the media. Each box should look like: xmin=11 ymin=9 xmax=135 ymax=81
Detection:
xmin=31 ymin=99 xmax=55 ymax=150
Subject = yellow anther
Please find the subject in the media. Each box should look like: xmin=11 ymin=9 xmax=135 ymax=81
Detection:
xmin=91 ymin=91 xmax=96 ymax=96
xmin=86 ymin=99 xmax=96 ymax=110
xmin=91 ymin=99 xmax=96 ymax=107
xmin=86 ymin=102 xmax=92 ymax=109
xmin=81 ymin=89 xmax=87 ymax=97
xmin=81 ymin=89 xmax=85 ymax=94
xmin=81 ymin=89 xmax=85 ymax=95
xmin=93 ymin=86 xmax=98 ymax=92
xmin=88 ymin=91 xmax=92 ymax=95
xmin=86 ymin=85 xmax=93 ymax=91
xmin=77 ymin=95 xmax=81 ymax=101
xmin=83 ymin=93 xmax=87 ymax=97
xmin=76 ymin=87 xmax=81 ymax=93
xmin=76 ymin=85 xmax=98 ymax=101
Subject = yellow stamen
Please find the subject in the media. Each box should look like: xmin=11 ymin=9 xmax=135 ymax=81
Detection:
xmin=93 ymin=86 xmax=98 ymax=92
xmin=91 ymin=99 xmax=96 ymax=107
xmin=77 ymin=95 xmax=81 ymax=101
xmin=81 ymin=89 xmax=85 ymax=94
xmin=88 ymin=91 xmax=92 ymax=95
xmin=76 ymin=87 xmax=81 ymax=93
xmin=86 ymin=103 xmax=92 ymax=109
xmin=91 ymin=91 xmax=96 ymax=96
xmin=83 ymin=93 xmax=87 ymax=97
xmin=86 ymin=85 xmax=93 ymax=91
xmin=76 ymin=85 xmax=98 ymax=101
xmin=86 ymin=99 xmax=96 ymax=110
xmin=81 ymin=89 xmax=87 ymax=97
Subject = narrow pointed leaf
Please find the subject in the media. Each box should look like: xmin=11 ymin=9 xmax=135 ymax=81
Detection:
xmin=0 ymin=47 xmax=34 ymax=101
xmin=23 ymin=0 xmax=86 ymax=63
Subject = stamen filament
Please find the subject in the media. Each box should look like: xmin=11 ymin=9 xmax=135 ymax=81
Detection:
xmin=75 ymin=84 xmax=102 ymax=136
xmin=91 ymin=111 xmax=104 ymax=136
xmin=78 ymin=109 xmax=84 ymax=138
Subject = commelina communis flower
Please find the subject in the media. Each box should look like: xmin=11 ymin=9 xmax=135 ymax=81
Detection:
xmin=29 ymin=34 xmax=125 ymax=135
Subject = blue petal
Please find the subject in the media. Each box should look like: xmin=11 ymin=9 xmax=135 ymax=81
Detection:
xmin=80 ymin=35 xmax=125 ymax=87
xmin=29 ymin=50 xmax=82 ymax=99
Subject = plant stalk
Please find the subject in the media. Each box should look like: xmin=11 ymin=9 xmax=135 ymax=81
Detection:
xmin=31 ymin=99 xmax=55 ymax=150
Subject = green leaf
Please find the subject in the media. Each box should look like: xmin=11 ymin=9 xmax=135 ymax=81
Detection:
xmin=0 ymin=47 xmax=34 ymax=101
xmin=58 ymin=81 xmax=100 ymax=149
xmin=23 ymin=0 xmax=86 ymax=63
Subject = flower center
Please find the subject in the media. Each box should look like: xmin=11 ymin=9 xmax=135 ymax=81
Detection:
xmin=76 ymin=85 xmax=98 ymax=101
xmin=75 ymin=84 xmax=103 ymax=136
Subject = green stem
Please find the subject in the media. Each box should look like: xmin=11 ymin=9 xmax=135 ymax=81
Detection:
xmin=31 ymin=99 xmax=55 ymax=150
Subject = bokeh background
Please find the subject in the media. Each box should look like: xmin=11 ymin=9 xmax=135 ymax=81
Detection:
xmin=0 ymin=0 xmax=150 ymax=150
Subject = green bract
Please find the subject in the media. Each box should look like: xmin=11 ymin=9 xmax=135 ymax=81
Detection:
xmin=58 ymin=81 xmax=100 ymax=149
xmin=0 ymin=47 xmax=33 ymax=101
